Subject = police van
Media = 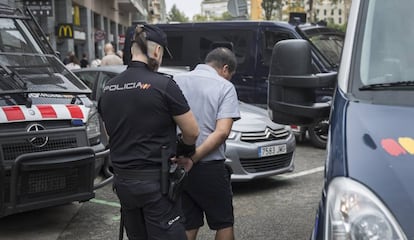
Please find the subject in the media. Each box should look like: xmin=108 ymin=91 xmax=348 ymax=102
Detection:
xmin=268 ymin=0 xmax=414 ymax=239
xmin=0 ymin=4 xmax=109 ymax=217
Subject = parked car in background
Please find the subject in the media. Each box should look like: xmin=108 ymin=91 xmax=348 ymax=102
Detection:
xmin=72 ymin=65 xmax=296 ymax=182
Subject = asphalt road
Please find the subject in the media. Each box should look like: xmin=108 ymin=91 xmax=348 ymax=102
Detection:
xmin=0 ymin=141 xmax=326 ymax=240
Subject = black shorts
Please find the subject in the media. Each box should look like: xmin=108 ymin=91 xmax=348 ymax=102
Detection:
xmin=182 ymin=160 xmax=234 ymax=230
xmin=114 ymin=178 xmax=186 ymax=240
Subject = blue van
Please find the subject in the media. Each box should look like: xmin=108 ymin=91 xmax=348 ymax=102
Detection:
xmin=154 ymin=21 xmax=344 ymax=107
xmin=268 ymin=0 xmax=414 ymax=239
xmin=150 ymin=21 xmax=344 ymax=149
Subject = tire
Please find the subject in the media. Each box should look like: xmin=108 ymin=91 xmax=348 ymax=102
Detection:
xmin=308 ymin=119 xmax=329 ymax=149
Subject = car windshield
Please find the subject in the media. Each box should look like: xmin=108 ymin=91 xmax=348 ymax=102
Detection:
xmin=358 ymin=0 xmax=414 ymax=88
xmin=0 ymin=53 xmax=89 ymax=93
xmin=307 ymin=33 xmax=344 ymax=68
xmin=0 ymin=18 xmax=43 ymax=54
xmin=0 ymin=16 xmax=88 ymax=94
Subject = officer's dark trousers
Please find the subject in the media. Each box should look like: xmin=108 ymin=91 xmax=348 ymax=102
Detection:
xmin=114 ymin=177 xmax=187 ymax=240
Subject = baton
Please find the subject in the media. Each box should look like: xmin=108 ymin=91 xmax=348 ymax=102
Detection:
xmin=161 ymin=145 xmax=169 ymax=195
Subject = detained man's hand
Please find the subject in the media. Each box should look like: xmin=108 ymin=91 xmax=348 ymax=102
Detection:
xmin=171 ymin=156 xmax=193 ymax=172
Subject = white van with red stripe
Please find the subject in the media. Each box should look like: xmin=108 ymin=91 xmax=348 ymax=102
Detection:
xmin=0 ymin=4 xmax=110 ymax=217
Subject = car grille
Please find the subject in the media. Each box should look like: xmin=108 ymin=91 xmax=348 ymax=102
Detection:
xmin=2 ymin=137 xmax=78 ymax=161
xmin=240 ymin=127 xmax=290 ymax=143
xmin=18 ymin=167 xmax=84 ymax=202
xmin=240 ymin=152 xmax=293 ymax=173
xmin=3 ymin=164 xmax=93 ymax=205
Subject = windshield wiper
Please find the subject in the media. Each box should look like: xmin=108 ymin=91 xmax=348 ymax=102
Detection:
xmin=359 ymin=81 xmax=414 ymax=90
xmin=0 ymin=64 xmax=32 ymax=107
xmin=0 ymin=63 xmax=27 ymax=90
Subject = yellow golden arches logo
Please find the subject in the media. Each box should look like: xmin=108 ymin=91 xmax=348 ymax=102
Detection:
xmin=57 ymin=24 xmax=73 ymax=39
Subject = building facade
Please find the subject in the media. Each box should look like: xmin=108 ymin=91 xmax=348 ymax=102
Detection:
xmin=201 ymin=0 xmax=251 ymax=20
xmin=7 ymin=0 xmax=167 ymax=65
xmin=309 ymin=0 xmax=348 ymax=25
xmin=199 ymin=0 xmax=348 ymax=25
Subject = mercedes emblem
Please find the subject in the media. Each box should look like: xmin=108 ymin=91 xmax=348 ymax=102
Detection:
xmin=27 ymin=123 xmax=48 ymax=147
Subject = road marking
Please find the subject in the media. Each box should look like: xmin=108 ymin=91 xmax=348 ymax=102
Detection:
xmin=90 ymin=166 xmax=325 ymax=208
xmin=275 ymin=166 xmax=324 ymax=180
xmin=90 ymin=198 xmax=120 ymax=208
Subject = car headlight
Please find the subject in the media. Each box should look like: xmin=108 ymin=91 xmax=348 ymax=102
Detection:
xmin=86 ymin=107 xmax=101 ymax=145
xmin=325 ymin=177 xmax=407 ymax=240
xmin=227 ymin=130 xmax=238 ymax=140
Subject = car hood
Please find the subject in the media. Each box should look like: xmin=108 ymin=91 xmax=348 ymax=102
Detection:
xmin=232 ymin=102 xmax=287 ymax=132
xmin=346 ymin=101 xmax=414 ymax=238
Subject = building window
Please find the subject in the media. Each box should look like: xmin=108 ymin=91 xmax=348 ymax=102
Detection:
xmin=331 ymin=9 xmax=334 ymax=15
xmin=324 ymin=9 xmax=327 ymax=16
xmin=339 ymin=17 xmax=342 ymax=24
xmin=339 ymin=9 xmax=342 ymax=15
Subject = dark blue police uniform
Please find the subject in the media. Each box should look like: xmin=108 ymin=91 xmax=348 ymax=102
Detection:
xmin=98 ymin=61 xmax=190 ymax=240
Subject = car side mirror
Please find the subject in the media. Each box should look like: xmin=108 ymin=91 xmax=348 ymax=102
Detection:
xmin=267 ymin=39 xmax=336 ymax=125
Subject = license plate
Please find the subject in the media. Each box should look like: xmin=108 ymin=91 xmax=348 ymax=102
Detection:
xmin=259 ymin=144 xmax=287 ymax=157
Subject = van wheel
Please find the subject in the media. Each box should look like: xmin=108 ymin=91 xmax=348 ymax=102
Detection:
xmin=308 ymin=119 xmax=329 ymax=149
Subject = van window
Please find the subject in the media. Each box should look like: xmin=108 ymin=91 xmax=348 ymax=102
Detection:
xmin=199 ymin=30 xmax=253 ymax=68
xmin=167 ymin=36 xmax=184 ymax=61
xmin=307 ymin=34 xmax=343 ymax=67
xmin=261 ymin=31 xmax=295 ymax=66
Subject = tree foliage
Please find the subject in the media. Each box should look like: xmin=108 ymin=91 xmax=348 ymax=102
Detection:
xmin=193 ymin=12 xmax=233 ymax=22
xmin=167 ymin=4 xmax=189 ymax=23
xmin=261 ymin=0 xmax=283 ymax=20
xmin=193 ymin=14 xmax=208 ymax=22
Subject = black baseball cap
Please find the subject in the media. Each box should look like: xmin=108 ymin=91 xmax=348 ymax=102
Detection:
xmin=142 ymin=24 xmax=173 ymax=59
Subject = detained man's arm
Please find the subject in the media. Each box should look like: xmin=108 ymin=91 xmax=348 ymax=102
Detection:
xmin=191 ymin=118 xmax=233 ymax=163
xmin=173 ymin=111 xmax=199 ymax=171
xmin=173 ymin=110 xmax=199 ymax=145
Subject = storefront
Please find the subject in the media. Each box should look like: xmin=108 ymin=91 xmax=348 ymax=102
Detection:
xmin=20 ymin=0 xmax=148 ymax=65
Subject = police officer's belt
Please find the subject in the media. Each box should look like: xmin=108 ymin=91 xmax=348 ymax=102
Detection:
xmin=113 ymin=168 xmax=160 ymax=181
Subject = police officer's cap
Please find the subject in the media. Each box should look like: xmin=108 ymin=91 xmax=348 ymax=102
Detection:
xmin=143 ymin=24 xmax=173 ymax=59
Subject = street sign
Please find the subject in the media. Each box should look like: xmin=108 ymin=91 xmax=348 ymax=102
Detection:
xmin=227 ymin=0 xmax=248 ymax=17
xmin=24 ymin=0 xmax=53 ymax=17
xmin=95 ymin=30 xmax=106 ymax=42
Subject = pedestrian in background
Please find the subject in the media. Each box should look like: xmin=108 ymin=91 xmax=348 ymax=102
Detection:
xmin=116 ymin=49 xmax=124 ymax=61
xmin=174 ymin=47 xmax=240 ymax=240
xmin=62 ymin=51 xmax=74 ymax=65
xmin=90 ymin=55 xmax=101 ymax=67
xmin=65 ymin=54 xmax=81 ymax=70
xmin=98 ymin=24 xmax=199 ymax=240
xmin=80 ymin=53 xmax=89 ymax=68
xmin=101 ymin=43 xmax=123 ymax=66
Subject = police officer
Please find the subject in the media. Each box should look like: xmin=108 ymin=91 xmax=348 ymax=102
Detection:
xmin=98 ymin=24 xmax=199 ymax=240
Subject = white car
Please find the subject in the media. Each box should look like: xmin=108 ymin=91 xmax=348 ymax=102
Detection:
xmin=72 ymin=65 xmax=296 ymax=181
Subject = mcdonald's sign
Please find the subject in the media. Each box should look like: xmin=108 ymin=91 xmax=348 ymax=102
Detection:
xmin=57 ymin=24 xmax=74 ymax=39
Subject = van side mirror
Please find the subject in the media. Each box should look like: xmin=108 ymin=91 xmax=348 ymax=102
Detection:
xmin=268 ymin=39 xmax=336 ymax=125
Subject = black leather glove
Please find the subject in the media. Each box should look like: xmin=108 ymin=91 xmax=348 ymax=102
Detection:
xmin=176 ymin=136 xmax=195 ymax=157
